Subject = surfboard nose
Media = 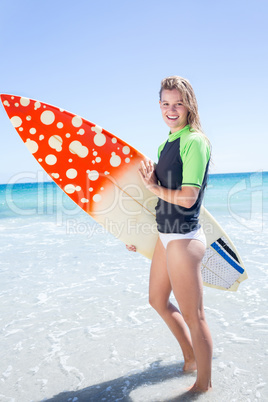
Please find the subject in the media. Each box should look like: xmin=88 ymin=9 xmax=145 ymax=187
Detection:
xmin=1 ymin=94 xmax=23 ymax=110
xmin=0 ymin=94 xmax=10 ymax=103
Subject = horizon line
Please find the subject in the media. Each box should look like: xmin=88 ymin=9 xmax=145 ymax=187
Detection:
xmin=0 ymin=170 xmax=267 ymax=186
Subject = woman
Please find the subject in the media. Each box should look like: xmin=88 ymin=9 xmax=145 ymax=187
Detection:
xmin=127 ymin=76 xmax=212 ymax=393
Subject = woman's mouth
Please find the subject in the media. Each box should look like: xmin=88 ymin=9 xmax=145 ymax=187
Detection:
xmin=167 ymin=115 xmax=179 ymax=120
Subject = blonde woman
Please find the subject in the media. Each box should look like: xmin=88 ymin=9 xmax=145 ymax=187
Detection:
xmin=128 ymin=76 xmax=212 ymax=393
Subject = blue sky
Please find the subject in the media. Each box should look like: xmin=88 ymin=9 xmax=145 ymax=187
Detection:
xmin=0 ymin=0 xmax=267 ymax=183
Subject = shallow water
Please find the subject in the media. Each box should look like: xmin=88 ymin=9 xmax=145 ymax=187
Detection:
xmin=0 ymin=172 xmax=267 ymax=401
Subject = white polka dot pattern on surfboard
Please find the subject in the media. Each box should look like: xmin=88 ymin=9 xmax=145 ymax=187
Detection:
xmin=1 ymin=94 xmax=141 ymax=213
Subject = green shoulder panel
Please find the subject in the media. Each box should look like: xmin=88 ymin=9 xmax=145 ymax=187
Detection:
xmin=158 ymin=139 xmax=168 ymax=160
xmin=180 ymin=132 xmax=210 ymax=188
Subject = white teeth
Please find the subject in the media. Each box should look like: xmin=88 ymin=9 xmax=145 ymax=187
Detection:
xmin=167 ymin=116 xmax=178 ymax=120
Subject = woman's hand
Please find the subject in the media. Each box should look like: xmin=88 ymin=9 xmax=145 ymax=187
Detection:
xmin=138 ymin=159 xmax=158 ymax=191
xmin=126 ymin=245 xmax=136 ymax=252
xmin=138 ymin=159 xmax=199 ymax=208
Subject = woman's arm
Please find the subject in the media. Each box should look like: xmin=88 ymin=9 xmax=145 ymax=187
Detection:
xmin=139 ymin=160 xmax=199 ymax=209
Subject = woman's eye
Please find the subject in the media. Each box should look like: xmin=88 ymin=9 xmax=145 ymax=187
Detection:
xmin=162 ymin=102 xmax=183 ymax=107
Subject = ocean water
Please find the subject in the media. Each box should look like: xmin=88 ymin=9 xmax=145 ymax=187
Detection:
xmin=0 ymin=171 xmax=267 ymax=402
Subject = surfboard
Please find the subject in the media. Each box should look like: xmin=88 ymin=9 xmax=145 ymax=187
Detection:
xmin=1 ymin=94 xmax=248 ymax=291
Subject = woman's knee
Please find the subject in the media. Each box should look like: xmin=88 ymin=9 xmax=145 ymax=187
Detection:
xmin=149 ymin=291 xmax=168 ymax=314
xmin=148 ymin=290 xmax=160 ymax=311
xmin=181 ymin=309 xmax=205 ymax=329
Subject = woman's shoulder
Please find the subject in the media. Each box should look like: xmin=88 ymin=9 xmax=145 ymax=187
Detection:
xmin=182 ymin=129 xmax=208 ymax=146
xmin=181 ymin=130 xmax=211 ymax=159
xmin=157 ymin=138 xmax=168 ymax=160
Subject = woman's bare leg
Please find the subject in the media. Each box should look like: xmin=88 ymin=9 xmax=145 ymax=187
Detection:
xmin=166 ymin=239 xmax=213 ymax=392
xmin=149 ymin=238 xmax=196 ymax=371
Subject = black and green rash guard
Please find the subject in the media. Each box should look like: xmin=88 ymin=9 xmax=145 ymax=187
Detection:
xmin=155 ymin=124 xmax=210 ymax=234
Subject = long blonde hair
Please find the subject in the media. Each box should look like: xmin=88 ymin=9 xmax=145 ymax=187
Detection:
xmin=159 ymin=76 xmax=203 ymax=134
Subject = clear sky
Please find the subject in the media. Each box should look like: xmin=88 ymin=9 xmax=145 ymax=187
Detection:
xmin=0 ymin=0 xmax=267 ymax=183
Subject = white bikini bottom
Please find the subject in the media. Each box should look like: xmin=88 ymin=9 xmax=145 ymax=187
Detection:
xmin=159 ymin=227 xmax=207 ymax=249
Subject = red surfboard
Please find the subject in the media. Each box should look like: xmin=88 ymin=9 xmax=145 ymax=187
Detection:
xmin=1 ymin=94 xmax=247 ymax=291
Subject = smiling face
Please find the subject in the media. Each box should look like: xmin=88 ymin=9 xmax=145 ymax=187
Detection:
xmin=159 ymin=89 xmax=189 ymax=133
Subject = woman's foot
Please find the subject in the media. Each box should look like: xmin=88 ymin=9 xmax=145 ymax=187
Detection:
xmin=183 ymin=359 xmax=197 ymax=373
xmin=188 ymin=381 xmax=212 ymax=393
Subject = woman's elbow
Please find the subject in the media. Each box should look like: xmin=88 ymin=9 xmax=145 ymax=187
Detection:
xmin=184 ymin=199 xmax=196 ymax=209
xmin=180 ymin=187 xmax=199 ymax=209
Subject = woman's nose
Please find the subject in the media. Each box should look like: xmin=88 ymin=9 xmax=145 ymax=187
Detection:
xmin=169 ymin=104 xmax=177 ymax=112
